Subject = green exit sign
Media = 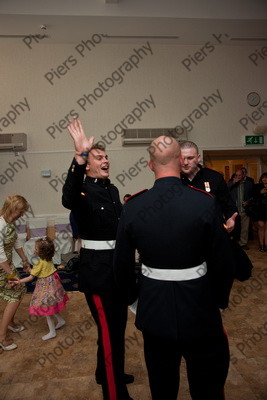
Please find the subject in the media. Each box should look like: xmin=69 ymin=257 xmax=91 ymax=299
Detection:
xmin=245 ymin=135 xmax=264 ymax=145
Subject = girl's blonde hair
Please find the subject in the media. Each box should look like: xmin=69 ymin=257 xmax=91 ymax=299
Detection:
xmin=0 ymin=195 xmax=29 ymax=223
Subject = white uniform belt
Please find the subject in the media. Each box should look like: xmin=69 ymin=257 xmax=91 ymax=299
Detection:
xmin=81 ymin=239 xmax=116 ymax=250
xmin=141 ymin=262 xmax=207 ymax=281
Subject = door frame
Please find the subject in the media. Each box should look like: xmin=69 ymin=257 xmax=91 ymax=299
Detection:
xmin=202 ymin=149 xmax=267 ymax=182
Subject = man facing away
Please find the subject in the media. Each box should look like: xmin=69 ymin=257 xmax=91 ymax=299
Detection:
xmin=62 ymin=119 xmax=133 ymax=400
xmin=114 ymin=136 xmax=235 ymax=400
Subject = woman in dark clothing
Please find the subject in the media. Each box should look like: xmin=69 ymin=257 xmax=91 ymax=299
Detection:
xmin=252 ymin=172 xmax=267 ymax=251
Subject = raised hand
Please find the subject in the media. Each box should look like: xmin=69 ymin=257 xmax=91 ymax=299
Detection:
xmin=67 ymin=119 xmax=95 ymax=154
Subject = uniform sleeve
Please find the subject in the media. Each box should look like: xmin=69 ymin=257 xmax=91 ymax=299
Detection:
xmin=113 ymin=208 xmax=138 ymax=305
xmin=214 ymin=174 xmax=237 ymax=221
xmin=62 ymin=158 xmax=86 ymax=210
xmin=206 ymin=204 xmax=235 ymax=309
xmin=0 ymin=218 xmax=8 ymax=263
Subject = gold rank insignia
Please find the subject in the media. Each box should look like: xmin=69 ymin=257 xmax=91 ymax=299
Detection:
xmin=204 ymin=182 xmax=211 ymax=192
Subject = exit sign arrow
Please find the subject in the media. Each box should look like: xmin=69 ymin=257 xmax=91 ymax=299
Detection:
xmin=245 ymin=135 xmax=264 ymax=145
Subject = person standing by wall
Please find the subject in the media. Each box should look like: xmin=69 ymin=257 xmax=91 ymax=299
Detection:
xmin=251 ymin=172 xmax=267 ymax=252
xmin=241 ymin=167 xmax=254 ymax=184
xmin=228 ymin=169 xmax=254 ymax=250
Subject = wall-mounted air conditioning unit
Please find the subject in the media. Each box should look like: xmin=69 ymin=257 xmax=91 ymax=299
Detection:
xmin=0 ymin=133 xmax=27 ymax=151
xmin=122 ymin=128 xmax=187 ymax=146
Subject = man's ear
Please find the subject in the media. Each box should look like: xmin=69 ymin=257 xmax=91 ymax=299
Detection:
xmin=148 ymin=159 xmax=154 ymax=172
xmin=85 ymin=162 xmax=90 ymax=172
xmin=197 ymin=153 xmax=201 ymax=163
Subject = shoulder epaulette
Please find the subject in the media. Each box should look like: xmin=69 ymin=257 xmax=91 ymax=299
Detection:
xmin=187 ymin=185 xmax=214 ymax=198
xmin=125 ymin=189 xmax=148 ymax=202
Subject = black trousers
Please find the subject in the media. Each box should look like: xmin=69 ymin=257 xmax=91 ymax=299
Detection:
xmin=143 ymin=331 xmax=229 ymax=400
xmin=85 ymin=292 xmax=130 ymax=400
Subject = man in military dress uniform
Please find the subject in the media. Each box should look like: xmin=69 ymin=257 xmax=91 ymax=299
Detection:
xmin=62 ymin=119 xmax=133 ymax=400
xmin=180 ymin=140 xmax=238 ymax=233
xmin=180 ymin=141 xmax=253 ymax=282
xmin=114 ymin=136 xmax=235 ymax=400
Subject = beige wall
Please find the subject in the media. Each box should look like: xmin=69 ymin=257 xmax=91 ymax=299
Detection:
xmin=0 ymin=41 xmax=266 ymax=215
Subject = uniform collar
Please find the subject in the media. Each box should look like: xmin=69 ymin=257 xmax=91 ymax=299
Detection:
xmin=194 ymin=164 xmax=204 ymax=178
xmin=181 ymin=164 xmax=203 ymax=183
xmin=85 ymin=176 xmax=111 ymax=185
xmin=154 ymin=176 xmax=182 ymax=186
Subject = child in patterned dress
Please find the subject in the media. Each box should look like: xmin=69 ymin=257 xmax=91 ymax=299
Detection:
xmin=14 ymin=237 xmax=69 ymax=340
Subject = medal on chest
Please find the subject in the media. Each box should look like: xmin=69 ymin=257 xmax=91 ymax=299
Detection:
xmin=204 ymin=181 xmax=211 ymax=192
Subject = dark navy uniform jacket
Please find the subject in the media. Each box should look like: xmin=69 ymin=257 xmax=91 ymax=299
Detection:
xmin=182 ymin=166 xmax=254 ymax=282
xmin=62 ymin=158 xmax=122 ymax=293
xmin=114 ymin=177 xmax=235 ymax=340
xmin=181 ymin=165 xmax=237 ymax=221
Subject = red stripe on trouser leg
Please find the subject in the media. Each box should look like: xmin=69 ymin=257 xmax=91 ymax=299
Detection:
xmin=223 ymin=328 xmax=228 ymax=338
xmin=92 ymin=294 xmax=117 ymax=400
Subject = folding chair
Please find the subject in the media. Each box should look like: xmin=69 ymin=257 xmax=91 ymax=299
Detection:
xmin=23 ymin=218 xmax=47 ymax=265
xmin=52 ymin=216 xmax=73 ymax=264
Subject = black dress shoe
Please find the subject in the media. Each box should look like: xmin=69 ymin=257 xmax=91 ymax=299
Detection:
xmin=96 ymin=373 xmax=134 ymax=385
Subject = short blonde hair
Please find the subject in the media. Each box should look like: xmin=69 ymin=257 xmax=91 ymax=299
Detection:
xmin=0 ymin=195 xmax=29 ymax=223
xmin=180 ymin=140 xmax=199 ymax=154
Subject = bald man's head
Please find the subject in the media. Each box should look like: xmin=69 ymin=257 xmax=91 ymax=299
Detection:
xmin=148 ymin=136 xmax=181 ymax=178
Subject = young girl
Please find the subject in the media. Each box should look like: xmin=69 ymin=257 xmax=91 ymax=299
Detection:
xmin=14 ymin=237 xmax=69 ymax=340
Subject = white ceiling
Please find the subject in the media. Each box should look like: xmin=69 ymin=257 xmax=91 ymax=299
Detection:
xmin=0 ymin=0 xmax=267 ymax=45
